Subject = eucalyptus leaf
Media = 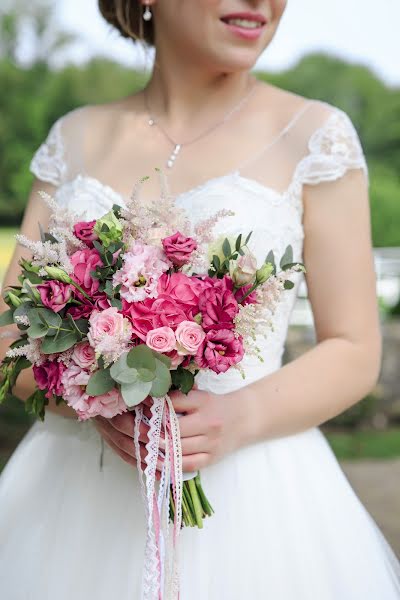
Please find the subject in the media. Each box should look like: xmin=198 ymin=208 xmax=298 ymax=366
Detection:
xmin=137 ymin=368 xmax=156 ymax=382
xmin=284 ymin=280 xmax=295 ymax=290
xmin=86 ymin=368 xmax=115 ymax=397
xmin=27 ymin=321 xmax=48 ymax=339
xmin=151 ymin=350 xmax=171 ymax=368
xmin=222 ymin=238 xmax=231 ymax=258
xmin=280 ymin=245 xmax=293 ymax=269
xmin=121 ymin=379 xmax=152 ymax=408
xmin=41 ymin=330 xmax=79 ymax=354
xmin=110 ymin=353 xmax=138 ymax=384
xmin=0 ymin=309 xmax=14 ymax=327
xmin=150 ymin=358 xmax=172 ymax=398
xmin=127 ymin=345 xmax=156 ymax=371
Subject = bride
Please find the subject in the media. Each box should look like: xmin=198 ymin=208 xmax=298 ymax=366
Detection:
xmin=0 ymin=1 xmax=399 ymax=598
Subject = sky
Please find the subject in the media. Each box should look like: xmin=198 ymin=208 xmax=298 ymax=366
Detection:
xmin=54 ymin=0 xmax=400 ymax=86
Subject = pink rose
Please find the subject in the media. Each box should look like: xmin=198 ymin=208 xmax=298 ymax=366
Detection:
xmin=88 ymin=307 xmax=133 ymax=361
xmin=73 ymin=220 xmax=98 ymax=247
xmin=146 ymin=326 xmax=176 ymax=353
xmin=72 ymin=342 xmax=96 ymax=369
xmin=78 ymin=388 xmax=127 ymax=421
xmin=123 ymin=296 xmax=186 ymax=342
xmin=198 ymin=279 xmax=239 ymax=331
xmin=175 ymin=320 xmax=206 ymax=355
xmin=70 ymin=248 xmax=103 ymax=295
xmin=61 ymin=364 xmax=91 ymax=410
xmin=37 ymin=281 xmax=72 ymax=313
xmin=162 ymin=231 xmax=197 ymax=267
xmin=196 ymin=329 xmax=244 ymax=374
xmin=33 ymin=360 xmax=66 ymax=399
xmin=157 ymin=272 xmax=205 ymax=317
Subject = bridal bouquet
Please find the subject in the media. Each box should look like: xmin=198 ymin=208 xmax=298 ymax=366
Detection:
xmin=0 ymin=178 xmax=305 ymax=598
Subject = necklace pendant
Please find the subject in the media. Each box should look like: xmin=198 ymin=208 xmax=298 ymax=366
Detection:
xmin=167 ymin=144 xmax=181 ymax=168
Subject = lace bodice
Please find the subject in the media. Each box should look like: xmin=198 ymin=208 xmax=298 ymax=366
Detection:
xmin=29 ymin=100 xmax=368 ymax=393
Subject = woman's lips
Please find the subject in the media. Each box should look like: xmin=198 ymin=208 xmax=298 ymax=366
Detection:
xmin=220 ymin=14 xmax=267 ymax=41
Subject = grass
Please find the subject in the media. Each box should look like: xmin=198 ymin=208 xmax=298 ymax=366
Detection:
xmin=324 ymin=428 xmax=400 ymax=460
xmin=0 ymin=227 xmax=17 ymax=282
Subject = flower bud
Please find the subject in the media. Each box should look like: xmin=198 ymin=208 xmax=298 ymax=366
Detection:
xmin=6 ymin=291 xmax=22 ymax=308
xmin=230 ymin=252 xmax=258 ymax=287
xmin=93 ymin=211 xmax=123 ymax=248
xmin=256 ymin=262 xmax=274 ymax=285
xmin=44 ymin=266 xmax=72 ymax=284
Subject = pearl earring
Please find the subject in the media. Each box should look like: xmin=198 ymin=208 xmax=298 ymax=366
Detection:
xmin=143 ymin=4 xmax=152 ymax=21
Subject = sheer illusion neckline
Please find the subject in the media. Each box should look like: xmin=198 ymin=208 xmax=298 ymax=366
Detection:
xmin=69 ymin=101 xmax=315 ymax=207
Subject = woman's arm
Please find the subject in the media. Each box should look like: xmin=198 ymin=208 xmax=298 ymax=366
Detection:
xmin=0 ymin=178 xmax=77 ymax=419
xmin=167 ymin=168 xmax=382 ymax=472
xmin=239 ymin=168 xmax=381 ymax=443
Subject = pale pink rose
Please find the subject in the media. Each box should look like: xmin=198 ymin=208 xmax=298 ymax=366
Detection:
xmin=72 ymin=342 xmax=96 ymax=369
xmin=175 ymin=320 xmax=206 ymax=355
xmin=78 ymin=388 xmax=127 ymax=421
xmin=229 ymin=252 xmax=258 ymax=287
xmin=113 ymin=242 xmax=171 ymax=302
xmin=88 ymin=307 xmax=133 ymax=362
xmin=146 ymin=326 xmax=176 ymax=353
xmin=61 ymin=364 xmax=91 ymax=411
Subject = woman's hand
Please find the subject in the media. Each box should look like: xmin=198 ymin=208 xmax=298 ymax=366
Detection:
xmin=93 ymin=386 xmax=250 ymax=475
xmin=166 ymin=387 xmax=250 ymax=473
xmin=93 ymin=409 xmax=165 ymax=478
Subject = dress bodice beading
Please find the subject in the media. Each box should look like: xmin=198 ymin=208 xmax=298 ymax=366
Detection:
xmin=29 ymin=101 xmax=368 ymax=393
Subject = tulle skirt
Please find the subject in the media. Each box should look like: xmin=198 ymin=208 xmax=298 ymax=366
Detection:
xmin=0 ymin=410 xmax=399 ymax=600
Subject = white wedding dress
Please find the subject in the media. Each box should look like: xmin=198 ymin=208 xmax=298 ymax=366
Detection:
xmin=1 ymin=98 xmax=399 ymax=600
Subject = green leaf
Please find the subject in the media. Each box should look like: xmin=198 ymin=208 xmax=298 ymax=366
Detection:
xmin=265 ymin=250 xmax=276 ymax=274
xmin=280 ymin=245 xmax=293 ymax=269
xmin=245 ymin=231 xmax=253 ymax=245
xmin=151 ymin=350 xmax=171 ymax=368
xmin=150 ymin=358 xmax=172 ymax=398
xmin=22 ymin=270 xmax=43 ymax=284
xmin=282 ymin=261 xmax=303 ymax=271
xmin=0 ymin=309 xmax=14 ymax=327
xmin=86 ymin=368 xmax=115 ymax=397
xmin=235 ymin=234 xmax=242 ymax=252
xmin=137 ymin=368 xmax=156 ymax=382
xmin=222 ymin=237 xmax=231 ymax=258
xmin=110 ymin=298 xmax=123 ymax=311
xmin=41 ymin=330 xmax=79 ymax=354
xmin=127 ymin=345 xmax=156 ymax=371
xmin=173 ymin=367 xmax=195 ymax=395
xmin=284 ymin=280 xmax=295 ymax=290
xmin=212 ymin=254 xmax=221 ymax=271
xmin=25 ymin=389 xmax=48 ymax=421
xmin=110 ymin=353 xmax=138 ymax=384
xmin=121 ymin=379 xmax=152 ymax=408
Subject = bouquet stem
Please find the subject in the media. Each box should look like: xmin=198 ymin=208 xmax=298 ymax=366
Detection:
xmin=169 ymin=471 xmax=214 ymax=529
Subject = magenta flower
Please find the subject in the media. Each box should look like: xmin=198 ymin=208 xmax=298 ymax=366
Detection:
xmin=33 ymin=360 xmax=66 ymax=399
xmin=73 ymin=220 xmax=98 ymax=247
xmin=157 ymin=272 xmax=205 ymax=317
xmin=162 ymin=231 xmax=197 ymax=267
xmin=198 ymin=280 xmax=239 ymax=331
xmin=37 ymin=280 xmax=72 ymax=313
xmin=70 ymin=248 xmax=103 ymax=295
xmin=196 ymin=329 xmax=244 ymax=373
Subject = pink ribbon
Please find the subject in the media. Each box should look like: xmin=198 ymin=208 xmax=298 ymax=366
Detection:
xmin=134 ymin=395 xmax=183 ymax=600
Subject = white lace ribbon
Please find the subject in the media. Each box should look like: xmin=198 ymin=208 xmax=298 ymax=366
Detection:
xmin=134 ymin=395 xmax=183 ymax=600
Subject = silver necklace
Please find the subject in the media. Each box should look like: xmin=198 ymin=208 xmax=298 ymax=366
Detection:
xmin=144 ymin=78 xmax=258 ymax=169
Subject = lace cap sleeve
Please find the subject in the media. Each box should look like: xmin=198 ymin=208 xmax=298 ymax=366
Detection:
xmin=29 ymin=116 xmax=67 ymax=186
xmin=295 ymin=107 xmax=368 ymax=187
xmin=29 ymin=107 xmax=85 ymax=186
